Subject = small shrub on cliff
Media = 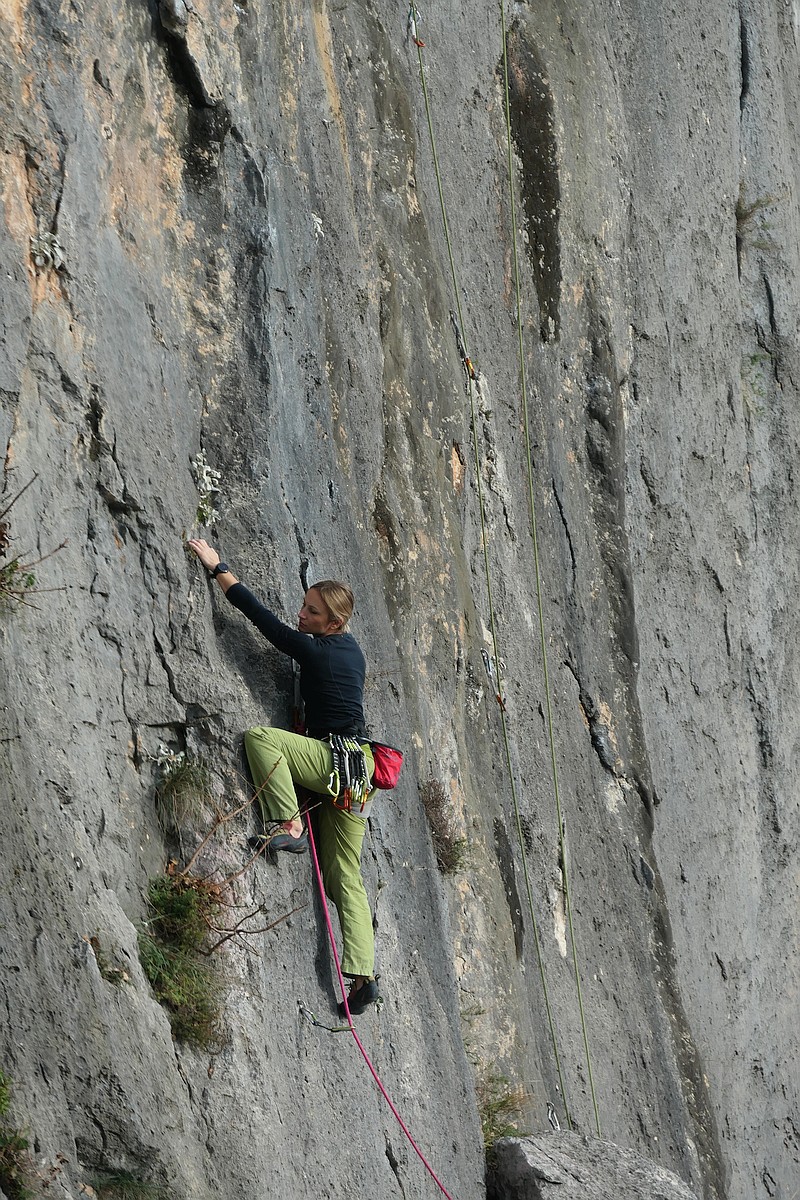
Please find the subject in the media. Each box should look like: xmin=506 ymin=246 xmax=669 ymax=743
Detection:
xmin=138 ymin=873 xmax=226 ymax=1050
xmin=138 ymin=933 xmax=224 ymax=1049
xmin=0 ymin=1070 xmax=34 ymax=1200
xmin=420 ymin=779 xmax=466 ymax=873
xmin=145 ymin=873 xmax=221 ymax=952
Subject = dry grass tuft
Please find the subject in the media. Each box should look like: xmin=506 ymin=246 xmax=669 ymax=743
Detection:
xmin=420 ymin=779 xmax=466 ymax=873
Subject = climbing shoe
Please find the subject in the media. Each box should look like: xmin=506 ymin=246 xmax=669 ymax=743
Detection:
xmin=248 ymin=829 xmax=308 ymax=854
xmin=337 ymin=977 xmax=380 ymax=1017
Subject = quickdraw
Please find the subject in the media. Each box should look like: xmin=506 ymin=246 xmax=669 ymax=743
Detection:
xmin=328 ymin=734 xmax=371 ymax=812
xmin=298 ymin=999 xmax=351 ymax=1034
xmin=450 ymin=309 xmax=478 ymax=383
xmin=407 ymin=3 xmax=425 ymax=48
xmin=481 ymin=647 xmax=507 ymax=712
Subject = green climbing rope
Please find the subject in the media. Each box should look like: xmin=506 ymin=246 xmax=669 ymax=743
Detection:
xmin=498 ymin=0 xmax=601 ymax=1136
xmin=410 ymin=18 xmax=573 ymax=1130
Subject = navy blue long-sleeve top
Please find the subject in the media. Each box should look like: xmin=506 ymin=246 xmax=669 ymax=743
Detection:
xmin=226 ymin=582 xmax=368 ymax=740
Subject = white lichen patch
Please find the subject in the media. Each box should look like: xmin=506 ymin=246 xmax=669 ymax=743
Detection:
xmin=192 ymin=449 xmax=221 ymax=525
xmin=604 ymin=777 xmax=624 ymax=814
xmin=30 ymin=227 xmax=65 ymax=272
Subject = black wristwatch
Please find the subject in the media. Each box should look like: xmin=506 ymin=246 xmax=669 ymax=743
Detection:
xmin=211 ymin=562 xmax=230 ymax=579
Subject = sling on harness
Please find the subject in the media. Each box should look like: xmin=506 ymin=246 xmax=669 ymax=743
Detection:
xmin=328 ymin=734 xmax=371 ymax=812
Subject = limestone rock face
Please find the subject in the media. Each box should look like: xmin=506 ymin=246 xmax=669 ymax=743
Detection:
xmin=1 ymin=2 xmax=797 ymax=1200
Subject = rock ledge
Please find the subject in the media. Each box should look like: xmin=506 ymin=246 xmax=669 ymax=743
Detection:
xmin=488 ymin=1132 xmax=699 ymax=1200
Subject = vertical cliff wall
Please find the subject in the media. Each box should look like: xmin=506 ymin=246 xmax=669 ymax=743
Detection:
xmin=1 ymin=2 xmax=797 ymax=1199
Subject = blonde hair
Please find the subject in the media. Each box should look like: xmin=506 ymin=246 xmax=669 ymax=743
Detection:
xmin=312 ymin=580 xmax=355 ymax=631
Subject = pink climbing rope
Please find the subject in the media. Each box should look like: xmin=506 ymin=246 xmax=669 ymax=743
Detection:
xmin=304 ymin=812 xmax=457 ymax=1200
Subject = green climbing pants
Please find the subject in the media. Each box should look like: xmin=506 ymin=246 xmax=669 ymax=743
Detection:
xmin=244 ymin=726 xmax=376 ymax=978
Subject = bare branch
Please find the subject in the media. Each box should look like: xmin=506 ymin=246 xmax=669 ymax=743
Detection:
xmin=179 ymin=758 xmax=281 ymax=878
xmin=179 ymin=795 xmax=252 ymax=877
xmin=0 ymin=474 xmax=38 ymax=523
xmin=14 ymin=538 xmax=69 ymax=572
xmin=204 ymin=902 xmax=307 ymax=954
xmin=0 ymin=539 xmax=68 ymax=608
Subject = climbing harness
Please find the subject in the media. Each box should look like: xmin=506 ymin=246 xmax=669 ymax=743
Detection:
xmin=304 ymin=811 xmax=456 ymax=1200
xmin=328 ymin=734 xmax=371 ymax=812
xmin=407 ymin=3 xmax=425 ymax=47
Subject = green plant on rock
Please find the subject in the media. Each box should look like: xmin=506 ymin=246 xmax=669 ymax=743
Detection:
xmin=91 ymin=1169 xmax=169 ymax=1200
xmin=0 ymin=557 xmax=38 ymax=604
xmin=155 ymin=745 xmax=214 ymax=830
xmin=138 ymin=933 xmax=223 ymax=1048
xmin=476 ymin=1070 xmax=528 ymax=1157
xmin=139 ymin=869 xmax=226 ymax=1050
xmin=145 ymin=873 xmax=221 ymax=953
xmin=420 ymin=779 xmax=467 ymax=874
xmin=0 ymin=1070 xmax=34 ymax=1200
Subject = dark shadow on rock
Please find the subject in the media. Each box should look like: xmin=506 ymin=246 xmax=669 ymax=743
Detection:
xmin=503 ymin=22 xmax=562 ymax=342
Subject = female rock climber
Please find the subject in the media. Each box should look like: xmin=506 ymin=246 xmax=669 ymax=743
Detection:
xmin=187 ymin=537 xmax=379 ymax=1016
